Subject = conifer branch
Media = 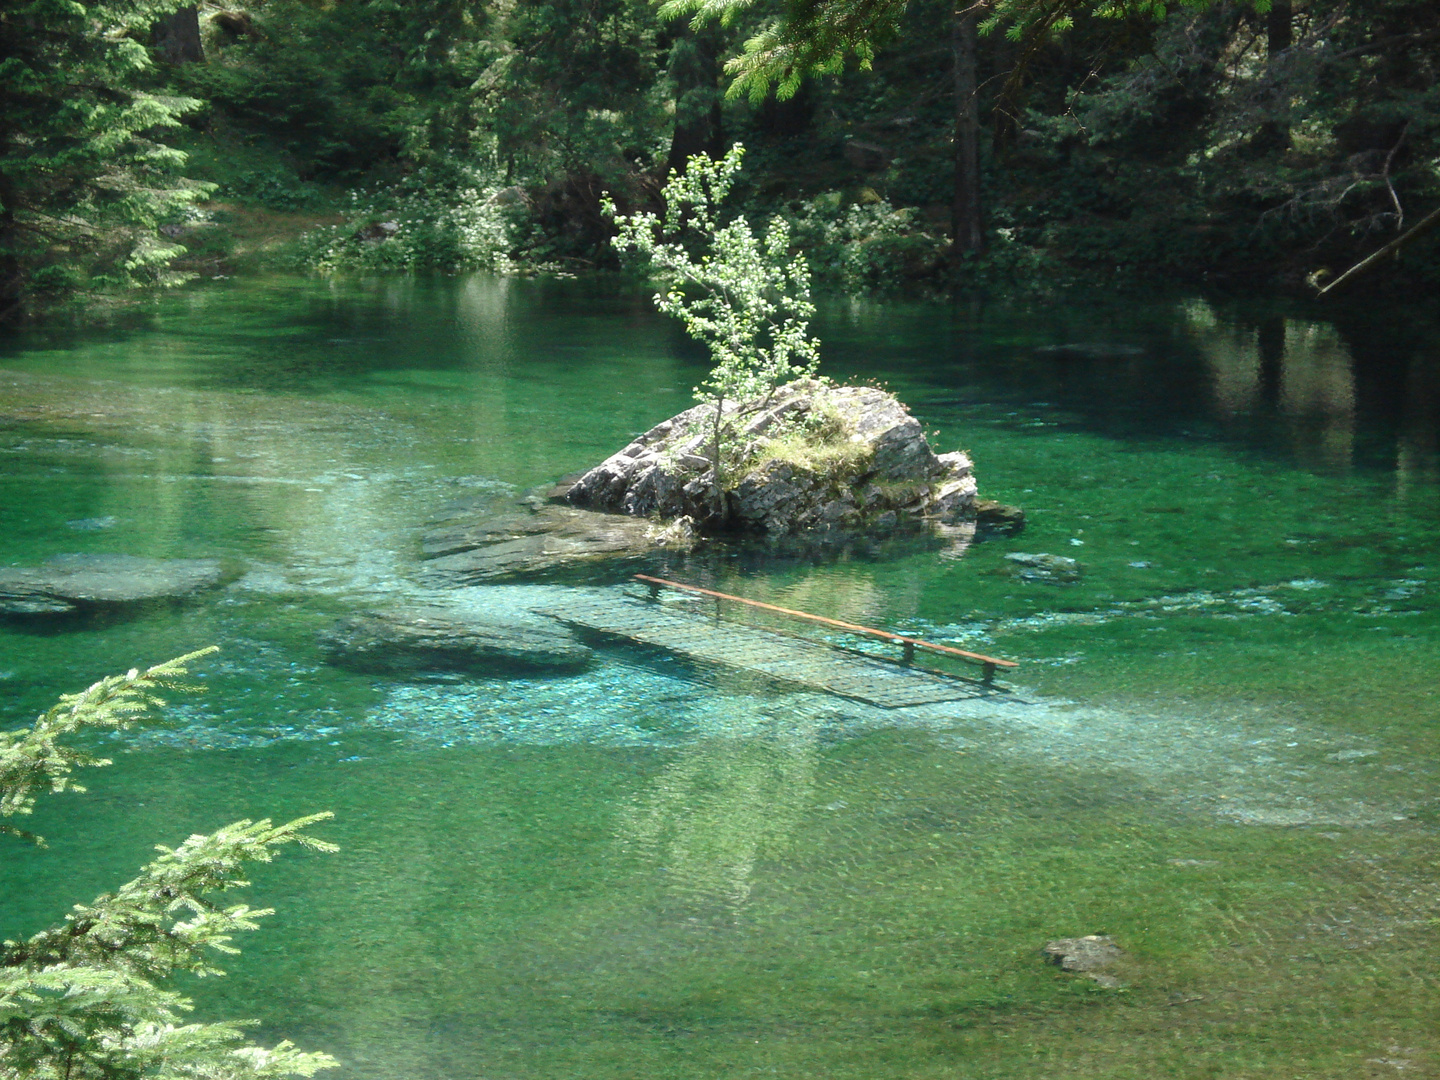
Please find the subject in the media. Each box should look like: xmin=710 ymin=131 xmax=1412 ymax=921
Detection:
xmin=0 ymin=652 xmax=339 ymax=1080
xmin=0 ymin=648 xmax=219 ymax=846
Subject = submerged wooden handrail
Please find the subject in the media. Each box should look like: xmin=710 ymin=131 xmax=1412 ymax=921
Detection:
xmin=633 ymin=574 xmax=1018 ymax=684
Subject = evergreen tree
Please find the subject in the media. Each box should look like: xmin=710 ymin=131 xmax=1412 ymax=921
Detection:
xmin=0 ymin=0 xmax=212 ymax=321
xmin=0 ymin=649 xmax=337 ymax=1080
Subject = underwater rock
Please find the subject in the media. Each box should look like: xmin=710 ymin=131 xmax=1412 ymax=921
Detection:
xmin=564 ymin=378 xmax=977 ymax=535
xmin=0 ymin=554 xmax=224 ymax=615
xmin=1042 ymin=935 xmax=1125 ymax=987
xmin=1004 ymin=552 xmax=1081 ymax=583
xmin=419 ymin=500 xmax=697 ymax=585
xmin=975 ymin=498 xmax=1025 ymax=538
xmin=65 ymin=515 xmax=118 ymax=531
xmin=319 ymin=606 xmax=591 ymax=674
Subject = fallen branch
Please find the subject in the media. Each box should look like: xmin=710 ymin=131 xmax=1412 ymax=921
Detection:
xmin=1316 ymin=203 xmax=1440 ymax=296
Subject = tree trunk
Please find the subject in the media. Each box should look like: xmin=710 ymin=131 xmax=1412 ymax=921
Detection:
xmin=1251 ymin=0 xmax=1293 ymax=150
xmin=710 ymin=396 xmax=725 ymax=522
xmin=0 ymin=170 xmax=25 ymax=325
xmin=153 ymin=6 xmax=204 ymax=65
xmin=1267 ymin=0 xmax=1293 ymax=55
xmin=666 ymin=30 xmax=723 ymax=176
xmin=951 ymin=6 xmax=984 ymax=254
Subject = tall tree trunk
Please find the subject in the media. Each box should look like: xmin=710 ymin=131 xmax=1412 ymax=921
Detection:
xmin=0 ymin=170 xmax=25 ymax=325
xmin=666 ymin=30 xmax=723 ymax=176
xmin=951 ymin=6 xmax=984 ymax=254
xmin=153 ymin=6 xmax=204 ymax=65
xmin=1259 ymin=0 xmax=1293 ymax=148
xmin=1267 ymin=0 xmax=1293 ymax=55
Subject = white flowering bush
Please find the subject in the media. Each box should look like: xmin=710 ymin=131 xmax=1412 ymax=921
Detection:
xmin=605 ymin=145 xmax=820 ymax=405
xmin=297 ymin=164 xmax=522 ymax=274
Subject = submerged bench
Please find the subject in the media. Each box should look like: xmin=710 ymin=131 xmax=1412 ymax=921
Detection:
xmin=634 ymin=574 xmax=1018 ymax=686
xmin=534 ymin=578 xmax=1017 ymax=708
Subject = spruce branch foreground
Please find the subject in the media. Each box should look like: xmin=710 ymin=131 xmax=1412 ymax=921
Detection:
xmin=1 ymin=649 xmax=337 ymax=1080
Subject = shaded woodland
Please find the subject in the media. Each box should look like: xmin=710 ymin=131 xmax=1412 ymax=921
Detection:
xmin=2 ymin=0 xmax=1438 ymax=318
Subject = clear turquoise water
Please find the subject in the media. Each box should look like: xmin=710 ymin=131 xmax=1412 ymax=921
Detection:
xmin=2 ymin=276 xmax=1438 ymax=1077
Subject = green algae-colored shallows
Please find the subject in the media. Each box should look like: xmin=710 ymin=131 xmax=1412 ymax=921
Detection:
xmin=2 ymin=275 xmax=1437 ymax=1079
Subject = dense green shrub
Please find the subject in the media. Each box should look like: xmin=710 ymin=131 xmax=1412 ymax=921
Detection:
xmin=789 ymin=193 xmax=947 ymax=290
xmin=296 ymin=163 xmax=522 ymax=273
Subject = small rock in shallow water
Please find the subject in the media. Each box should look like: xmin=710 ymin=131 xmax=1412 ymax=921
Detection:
xmin=1004 ymin=552 xmax=1082 ymax=583
xmin=974 ymin=498 xmax=1025 ymax=538
xmin=1042 ymin=935 xmax=1125 ymax=986
xmin=1326 ymin=749 xmax=1379 ymax=762
xmin=65 ymin=515 xmax=117 ymax=531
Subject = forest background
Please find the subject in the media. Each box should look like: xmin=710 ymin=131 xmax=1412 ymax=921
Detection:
xmin=2 ymin=0 xmax=1438 ymax=321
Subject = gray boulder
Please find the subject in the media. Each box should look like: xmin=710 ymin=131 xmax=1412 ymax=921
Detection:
xmin=0 ymin=554 xmax=224 ymax=615
xmin=319 ymin=606 xmax=591 ymax=674
xmin=564 ymin=379 xmax=976 ymax=535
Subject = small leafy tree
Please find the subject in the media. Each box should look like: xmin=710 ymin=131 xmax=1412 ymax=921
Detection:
xmin=603 ymin=143 xmax=820 ymax=517
xmin=0 ymin=648 xmax=338 ymax=1080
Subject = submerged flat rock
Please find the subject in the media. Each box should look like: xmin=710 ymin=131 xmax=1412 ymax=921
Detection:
xmin=420 ymin=502 xmax=695 ymax=585
xmin=319 ymin=604 xmax=592 ymax=674
xmin=0 ymin=554 xmax=224 ymax=614
xmin=1004 ymin=552 xmax=1081 ymax=583
xmin=1042 ymin=935 xmax=1125 ymax=987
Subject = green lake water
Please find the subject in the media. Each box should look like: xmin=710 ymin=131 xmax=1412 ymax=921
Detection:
xmin=2 ymin=275 xmax=1438 ymax=1077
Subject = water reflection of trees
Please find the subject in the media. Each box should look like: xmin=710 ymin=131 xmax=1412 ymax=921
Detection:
xmin=1396 ymin=351 xmax=1440 ymax=503
xmin=1187 ymin=299 xmax=1440 ymax=494
xmin=1187 ymin=302 xmax=1358 ymax=473
xmin=618 ymin=705 xmax=823 ymax=908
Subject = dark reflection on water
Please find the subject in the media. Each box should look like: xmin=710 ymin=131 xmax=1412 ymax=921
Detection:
xmin=816 ymin=291 xmax=1440 ymax=483
xmin=4 ymin=278 xmax=1434 ymax=485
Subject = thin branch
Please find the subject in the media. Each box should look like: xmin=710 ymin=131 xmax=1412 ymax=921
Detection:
xmin=1381 ymin=121 xmax=1409 ymax=231
xmin=1326 ymin=26 xmax=1440 ymax=64
xmin=1317 ymin=203 xmax=1440 ymax=296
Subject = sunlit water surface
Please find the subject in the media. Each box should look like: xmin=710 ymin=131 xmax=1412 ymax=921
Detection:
xmin=2 ymin=275 xmax=1438 ymax=1078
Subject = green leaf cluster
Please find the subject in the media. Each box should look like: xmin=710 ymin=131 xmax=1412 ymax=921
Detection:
xmin=605 ymin=144 xmax=819 ymax=406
